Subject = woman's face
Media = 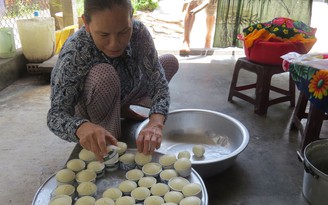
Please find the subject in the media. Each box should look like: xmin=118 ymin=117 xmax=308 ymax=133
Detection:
xmin=83 ymin=6 xmax=133 ymax=58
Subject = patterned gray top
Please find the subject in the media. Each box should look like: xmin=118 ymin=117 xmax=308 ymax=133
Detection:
xmin=47 ymin=20 xmax=169 ymax=143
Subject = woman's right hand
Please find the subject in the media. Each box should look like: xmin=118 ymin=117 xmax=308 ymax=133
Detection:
xmin=76 ymin=122 xmax=117 ymax=161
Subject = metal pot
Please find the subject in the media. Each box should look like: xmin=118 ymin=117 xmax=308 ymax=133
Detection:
xmin=302 ymin=139 xmax=328 ymax=205
xmin=135 ymin=109 xmax=249 ymax=178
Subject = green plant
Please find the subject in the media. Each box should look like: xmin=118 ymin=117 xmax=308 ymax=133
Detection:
xmin=132 ymin=0 xmax=158 ymax=12
xmin=76 ymin=0 xmax=84 ymax=16
xmin=4 ymin=1 xmax=45 ymax=18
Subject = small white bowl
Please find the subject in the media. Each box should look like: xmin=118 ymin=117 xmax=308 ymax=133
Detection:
xmin=76 ymin=169 xmax=97 ymax=184
xmin=103 ymin=146 xmax=119 ymax=172
xmin=179 ymin=196 xmax=201 ymax=205
xmin=150 ymin=183 xmax=170 ymax=197
xmin=182 ymin=183 xmax=202 ymax=198
xmin=115 ymin=196 xmax=136 ymax=205
xmin=87 ymin=161 xmax=105 ymax=178
xmin=143 ymin=196 xmax=165 ymax=205
xmin=159 ymin=154 xmax=177 ymax=169
xmin=118 ymin=180 xmax=137 ymax=196
xmin=78 ymin=149 xmax=96 ymax=163
xmin=48 ymin=195 xmax=72 ymax=205
xmin=52 ymin=184 xmax=75 ymax=199
xmin=76 ymin=181 xmax=97 ymax=197
xmin=75 ymin=196 xmax=96 ymax=205
xmin=125 ymin=168 xmax=144 ymax=182
xmin=163 ymin=203 xmax=178 ymax=205
xmin=95 ymin=197 xmax=115 ymax=205
xmin=55 ymin=168 xmax=75 ymax=186
xmin=131 ymin=187 xmax=151 ymax=203
xmin=66 ymin=158 xmax=86 ymax=173
xmin=137 ymin=176 xmax=157 ymax=189
xmin=119 ymin=153 xmax=136 ymax=171
xmin=135 ymin=152 xmax=152 ymax=168
xmin=102 ymin=187 xmax=122 ymax=201
xmin=168 ymin=177 xmax=190 ymax=192
xmin=164 ymin=191 xmax=184 ymax=204
xmin=159 ymin=169 xmax=178 ymax=184
xmin=142 ymin=162 xmax=162 ymax=178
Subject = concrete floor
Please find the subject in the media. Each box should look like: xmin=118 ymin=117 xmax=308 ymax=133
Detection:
xmin=1 ymin=1 xmax=328 ymax=204
xmin=1 ymin=53 xmax=328 ymax=205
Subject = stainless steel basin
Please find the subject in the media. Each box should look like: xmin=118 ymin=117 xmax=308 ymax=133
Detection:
xmin=135 ymin=109 xmax=250 ymax=178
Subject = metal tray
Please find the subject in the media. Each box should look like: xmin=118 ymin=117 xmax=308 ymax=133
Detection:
xmin=32 ymin=149 xmax=208 ymax=205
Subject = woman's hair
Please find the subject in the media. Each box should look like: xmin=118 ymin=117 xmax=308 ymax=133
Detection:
xmin=83 ymin=0 xmax=134 ymax=23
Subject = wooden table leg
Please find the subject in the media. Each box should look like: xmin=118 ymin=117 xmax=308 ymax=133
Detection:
xmin=291 ymin=92 xmax=308 ymax=131
xmin=300 ymin=102 xmax=326 ymax=154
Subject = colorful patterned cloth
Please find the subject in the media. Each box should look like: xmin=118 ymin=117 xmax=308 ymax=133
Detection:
xmin=239 ymin=17 xmax=317 ymax=53
xmin=282 ymin=53 xmax=328 ymax=113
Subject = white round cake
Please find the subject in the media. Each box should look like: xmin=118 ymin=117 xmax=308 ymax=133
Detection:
xmin=118 ymin=180 xmax=137 ymax=194
xmin=53 ymin=184 xmax=75 ymax=197
xmin=143 ymin=195 xmax=165 ymax=205
xmin=87 ymin=161 xmax=105 ymax=173
xmin=177 ymin=151 xmax=191 ymax=159
xmin=192 ymin=145 xmax=205 ymax=158
xmin=102 ymin=187 xmax=122 ymax=201
xmin=66 ymin=158 xmax=86 ymax=172
xmin=126 ymin=168 xmax=144 ymax=181
xmin=75 ymin=196 xmax=96 ymax=205
xmin=116 ymin=141 xmax=128 ymax=155
xmin=164 ymin=191 xmax=184 ymax=204
xmin=119 ymin=153 xmax=135 ymax=164
xmin=49 ymin=195 xmax=72 ymax=205
xmin=79 ymin=149 xmax=96 ymax=162
xmin=55 ymin=168 xmax=75 ymax=185
xmin=160 ymin=169 xmax=178 ymax=183
xmin=94 ymin=197 xmax=115 ymax=205
xmin=76 ymin=169 xmax=97 ymax=184
xmin=159 ymin=154 xmax=177 ymax=168
xmin=150 ymin=183 xmax=170 ymax=197
xmin=142 ymin=162 xmax=162 ymax=177
xmin=138 ymin=176 xmax=157 ymax=188
xmin=182 ymin=183 xmax=202 ymax=197
xmin=179 ymin=196 xmax=201 ymax=205
xmin=168 ymin=177 xmax=190 ymax=192
xmin=131 ymin=187 xmax=151 ymax=201
xmin=76 ymin=181 xmax=97 ymax=197
xmin=135 ymin=152 xmax=152 ymax=166
xmin=115 ymin=196 xmax=135 ymax=205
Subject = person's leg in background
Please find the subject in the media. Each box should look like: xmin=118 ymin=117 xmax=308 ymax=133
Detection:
xmin=205 ymin=14 xmax=215 ymax=48
xmin=181 ymin=0 xmax=199 ymax=53
xmin=204 ymin=1 xmax=217 ymax=48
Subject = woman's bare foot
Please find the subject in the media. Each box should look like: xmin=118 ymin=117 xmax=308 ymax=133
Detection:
xmin=121 ymin=106 xmax=147 ymax=121
xmin=180 ymin=41 xmax=191 ymax=52
xmin=180 ymin=41 xmax=191 ymax=56
xmin=205 ymin=37 xmax=211 ymax=49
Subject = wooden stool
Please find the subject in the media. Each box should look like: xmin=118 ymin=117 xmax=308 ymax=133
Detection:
xmin=291 ymin=92 xmax=328 ymax=156
xmin=228 ymin=57 xmax=295 ymax=115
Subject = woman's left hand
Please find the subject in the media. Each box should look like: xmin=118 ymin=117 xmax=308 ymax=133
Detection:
xmin=136 ymin=114 xmax=165 ymax=155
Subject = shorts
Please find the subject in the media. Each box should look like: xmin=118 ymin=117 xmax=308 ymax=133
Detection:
xmin=205 ymin=0 xmax=218 ymax=16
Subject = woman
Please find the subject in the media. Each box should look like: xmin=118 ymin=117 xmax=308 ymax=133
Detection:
xmin=47 ymin=0 xmax=179 ymax=161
